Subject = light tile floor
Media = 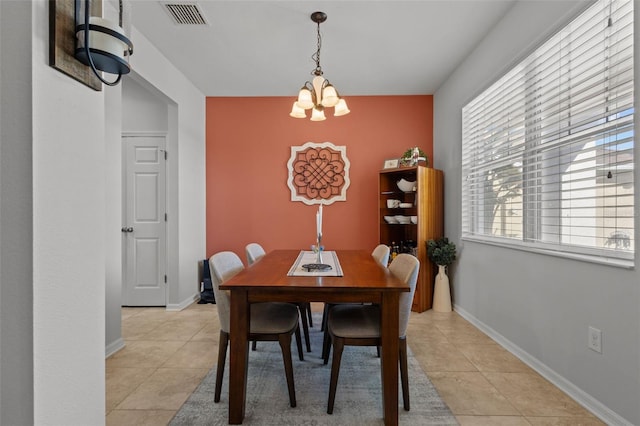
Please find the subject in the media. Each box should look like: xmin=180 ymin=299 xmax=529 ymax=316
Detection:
xmin=106 ymin=302 xmax=604 ymax=426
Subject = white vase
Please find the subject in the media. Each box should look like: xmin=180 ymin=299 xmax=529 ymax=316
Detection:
xmin=432 ymin=264 xmax=452 ymax=312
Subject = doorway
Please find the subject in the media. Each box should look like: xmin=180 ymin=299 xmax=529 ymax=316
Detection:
xmin=121 ymin=134 xmax=167 ymax=306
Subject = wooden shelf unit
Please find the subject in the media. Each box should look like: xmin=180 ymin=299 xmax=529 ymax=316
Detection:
xmin=378 ymin=166 xmax=443 ymax=312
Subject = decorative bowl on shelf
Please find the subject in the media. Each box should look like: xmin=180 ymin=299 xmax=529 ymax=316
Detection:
xmin=384 ymin=216 xmax=398 ymax=224
xmin=399 ymin=202 xmax=413 ymax=208
xmin=410 ymin=216 xmax=418 ymax=224
xmin=395 ymin=215 xmax=411 ymax=224
xmin=397 ymin=179 xmax=416 ymax=192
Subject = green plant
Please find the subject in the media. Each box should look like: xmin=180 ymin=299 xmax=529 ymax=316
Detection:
xmin=400 ymin=147 xmax=428 ymax=166
xmin=427 ymin=237 xmax=457 ymax=266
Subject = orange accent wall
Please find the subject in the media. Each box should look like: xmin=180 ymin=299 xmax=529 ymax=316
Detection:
xmin=206 ymin=95 xmax=433 ymax=260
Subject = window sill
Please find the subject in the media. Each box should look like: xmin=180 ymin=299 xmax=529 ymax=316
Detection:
xmin=461 ymin=236 xmax=635 ymax=270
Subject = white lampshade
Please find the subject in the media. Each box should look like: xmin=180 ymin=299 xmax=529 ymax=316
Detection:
xmin=333 ymin=98 xmax=350 ymax=116
xmin=297 ymin=87 xmax=314 ymax=110
xmin=321 ymin=84 xmax=339 ymax=107
xmin=75 ymin=16 xmax=132 ymax=75
xmin=289 ymin=102 xmax=307 ymax=118
xmin=310 ymin=106 xmax=326 ymax=121
xmin=76 ymin=17 xmax=127 ymax=60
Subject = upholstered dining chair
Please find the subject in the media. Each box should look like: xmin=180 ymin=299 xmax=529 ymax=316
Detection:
xmin=320 ymin=244 xmax=391 ymax=360
xmin=245 ymin=242 xmax=313 ymax=353
xmin=371 ymin=244 xmax=390 ymax=267
xmin=209 ymin=251 xmax=304 ymax=407
xmin=325 ymin=253 xmax=419 ymax=414
xmin=245 ymin=242 xmax=266 ymax=265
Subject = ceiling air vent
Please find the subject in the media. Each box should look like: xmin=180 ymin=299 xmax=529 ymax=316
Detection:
xmin=163 ymin=2 xmax=208 ymax=25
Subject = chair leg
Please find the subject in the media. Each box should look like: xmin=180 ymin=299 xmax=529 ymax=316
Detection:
xmin=294 ymin=324 xmax=304 ymax=361
xmin=321 ymin=303 xmax=333 ymax=363
xmin=327 ymin=336 xmax=344 ymax=414
xmin=214 ymin=330 xmax=229 ymax=403
xmin=297 ymin=303 xmax=311 ymax=352
xmin=252 ymin=341 xmax=257 ymax=351
xmin=399 ymin=337 xmax=410 ymax=411
xmin=278 ymin=333 xmax=297 ymax=408
xmin=321 ymin=303 xmax=329 ymax=331
xmin=322 ymin=327 xmax=331 ymax=364
xmin=306 ymin=302 xmax=313 ymax=327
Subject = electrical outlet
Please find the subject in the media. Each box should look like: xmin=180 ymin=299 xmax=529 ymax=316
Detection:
xmin=588 ymin=326 xmax=602 ymax=353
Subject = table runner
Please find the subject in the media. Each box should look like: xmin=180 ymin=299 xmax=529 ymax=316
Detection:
xmin=287 ymin=250 xmax=344 ymax=277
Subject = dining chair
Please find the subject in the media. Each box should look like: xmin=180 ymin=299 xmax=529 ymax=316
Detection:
xmin=320 ymin=244 xmax=391 ymax=360
xmin=209 ymin=251 xmax=304 ymax=407
xmin=371 ymin=244 xmax=390 ymax=267
xmin=325 ymin=253 xmax=419 ymax=414
xmin=245 ymin=242 xmax=266 ymax=265
xmin=245 ymin=242 xmax=313 ymax=352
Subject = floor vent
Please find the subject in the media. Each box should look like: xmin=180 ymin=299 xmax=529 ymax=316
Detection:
xmin=163 ymin=2 xmax=208 ymax=25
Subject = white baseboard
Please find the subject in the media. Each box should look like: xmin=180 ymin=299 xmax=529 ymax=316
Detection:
xmin=453 ymin=304 xmax=633 ymax=426
xmin=105 ymin=338 xmax=125 ymax=359
xmin=166 ymin=293 xmax=199 ymax=311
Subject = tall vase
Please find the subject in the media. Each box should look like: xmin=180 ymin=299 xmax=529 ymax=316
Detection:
xmin=432 ymin=264 xmax=452 ymax=312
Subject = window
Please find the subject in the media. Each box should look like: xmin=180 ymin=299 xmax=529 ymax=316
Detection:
xmin=462 ymin=0 xmax=634 ymax=264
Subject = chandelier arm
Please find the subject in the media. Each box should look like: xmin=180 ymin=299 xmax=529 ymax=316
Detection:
xmin=305 ymin=81 xmax=318 ymax=105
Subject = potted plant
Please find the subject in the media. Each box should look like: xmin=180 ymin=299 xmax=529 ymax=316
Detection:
xmin=400 ymin=147 xmax=428 ymax=167
xmin=427 ymin=237 xmax=456 ymax=267
xmin=427 ymin=237 xmax=456 ymax=312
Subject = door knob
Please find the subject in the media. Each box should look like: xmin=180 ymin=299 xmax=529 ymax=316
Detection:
xmin=121 ymin=227 xmax=134 ymax=233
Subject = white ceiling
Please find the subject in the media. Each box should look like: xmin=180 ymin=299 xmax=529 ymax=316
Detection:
xmin=128 ymin=0 xmax=516 ymax=97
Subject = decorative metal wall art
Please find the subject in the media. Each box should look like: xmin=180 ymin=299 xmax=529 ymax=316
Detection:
xmin=287 ymin=142 xmax=350 ymax=205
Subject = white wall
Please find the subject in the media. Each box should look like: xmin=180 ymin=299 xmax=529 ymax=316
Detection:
xmin=0 ymin=0 xmax=205 ymax=422
xmin=434 ymin=1 xmax=640 ymax=425
xmin=32 ymin=0 xmax=106 ymax=422
xmin=0 ymin=1 xmax=34 ymax=424
xmin=122 ymin=78 xmax=169 ymax=132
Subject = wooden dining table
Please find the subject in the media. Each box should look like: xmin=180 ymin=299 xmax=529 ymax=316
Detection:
xmin=219 ymin=249 xmax=409 ymax=426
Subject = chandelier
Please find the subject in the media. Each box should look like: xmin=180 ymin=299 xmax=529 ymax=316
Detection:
xmin=290 ymin=12 xmax=350 ymax=121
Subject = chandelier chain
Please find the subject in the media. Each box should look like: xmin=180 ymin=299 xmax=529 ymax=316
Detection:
xmin=312 ymin=21 xmax=323 ymax=76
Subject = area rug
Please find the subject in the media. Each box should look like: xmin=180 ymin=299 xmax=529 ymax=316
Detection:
xmin=170 ymin=313 xmax=457 ymax=425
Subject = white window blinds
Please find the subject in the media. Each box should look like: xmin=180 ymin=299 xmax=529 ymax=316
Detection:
xmin=462 ymin=0 xmax=634 ymax=263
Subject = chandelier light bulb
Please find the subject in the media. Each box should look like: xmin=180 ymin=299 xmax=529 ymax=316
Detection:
xmin=296 ymin=87 xmax=314 ymax=110
xmin=289 ymin=102 xmax=307 ymax=118
xmin=321 ymin=84 xmax=339 ymax=107
xmin=334 ymin=99 xmax=350 ymax=117
xmin=310 ymin=106 xmax=326 ymax=121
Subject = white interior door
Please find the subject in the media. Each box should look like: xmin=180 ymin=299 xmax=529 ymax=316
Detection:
xmin=122 ymin=135 xmax=167 ymax=306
